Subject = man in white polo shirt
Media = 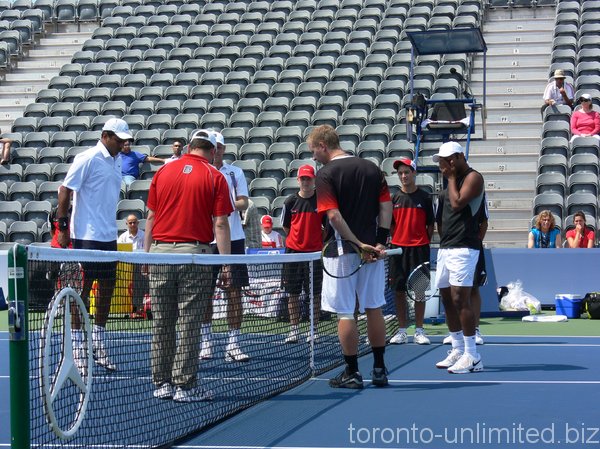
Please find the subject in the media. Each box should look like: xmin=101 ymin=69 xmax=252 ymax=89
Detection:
xmin=57 ymin=117 xmax=133 ymax=372
xmin=199 ymin=130 xmax=251 ymax=363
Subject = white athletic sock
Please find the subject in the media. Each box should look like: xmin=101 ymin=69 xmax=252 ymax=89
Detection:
xmin=92 ymin=324 xmax=105 ymax=345
xmin=201 ymin=323 xmax=212 ymax=345
xmin=71 ymin=330 xmax=83 ymax=347
xmin=451 ymin=331 xmax=464 ymax=351
xmin=398 ymin=327 xmax=407 ymax=334
xmin=228 ymin=328 xmax=240 ymax=346
xmin=415 ymin=327 xmax=424 ymax=334
xmin=464 ymin=335 xmax=477 ymax=357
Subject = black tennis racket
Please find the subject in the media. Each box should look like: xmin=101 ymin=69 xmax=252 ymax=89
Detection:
xmin=321 ymin=239 xmax=402 ymax=279
xmin=406 ymin=261 xmax=437 ymax=302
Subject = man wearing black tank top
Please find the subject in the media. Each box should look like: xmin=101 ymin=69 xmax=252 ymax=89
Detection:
xmin=432 ymin=141 xmax=485 ymax=374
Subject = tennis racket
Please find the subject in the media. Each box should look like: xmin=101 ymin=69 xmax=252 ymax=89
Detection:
xmin=321 ymin=239 xmax=402 ymax=279
xmin=406 ymin=261 xmax=437 ymax=302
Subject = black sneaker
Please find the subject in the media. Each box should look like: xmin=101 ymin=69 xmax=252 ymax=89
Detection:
xmin=371 ymin=367 xmax=389 ymax=387
xmin=329 ymin=369 xmax=364 ymax=389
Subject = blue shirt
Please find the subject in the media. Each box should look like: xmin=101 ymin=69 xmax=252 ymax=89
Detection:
xmin=530 ymin=227 xmax=560 ymax=248
xmin=119 ymin=151 xmax=147 ymax=178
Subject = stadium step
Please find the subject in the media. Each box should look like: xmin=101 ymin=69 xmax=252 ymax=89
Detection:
xmin=483 ymin=122 xmax=543 ymax=138
xmin=471 ymin=79 xmax=544 ymax=95
xmin=475 ymin=93 xmax=547 ymax=109
xmin=483 ymin=31 xmax=555 ymax=45
xmin=486 ymin=188 xmax=535 ymax=202
xmin=484 ymin=108 xmax=541 ymax=122
xmin=484 ymin=229 xmax=530 ymax=246
xmin=469 ymin=153 xmax=539 ymax=173
xmin=471 ymin=69 xmax=550 ymax=82
xmin=477 ymin=53 xmax=551 ymax=69
xmin=470 ymin=139 xmax=541 ymax=156
xmin=486 ymin=218 xmax=531 ymax=231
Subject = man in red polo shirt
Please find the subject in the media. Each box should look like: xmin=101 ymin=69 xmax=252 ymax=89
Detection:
xmin=144 ymin=130 xmax=232 ymax=403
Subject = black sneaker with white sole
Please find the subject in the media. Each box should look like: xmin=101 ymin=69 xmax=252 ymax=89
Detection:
xmin=329 ymin=369 xmax=364 ymax=389
xmin=371 ymin=367 xmax=389 ymax=387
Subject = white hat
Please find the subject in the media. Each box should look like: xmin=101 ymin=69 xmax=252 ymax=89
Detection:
xmin=102 ymin=118 xmax=133 ymax=140
xmin=432 ymin=141 xmax=465 ymax=163
xmin=209 ymin=130 xmax=225 ymax=146
xmin=579 ymin=93 xmax=593 ymax=102
xmin=191 ymin=129 xmax=217 ymax=148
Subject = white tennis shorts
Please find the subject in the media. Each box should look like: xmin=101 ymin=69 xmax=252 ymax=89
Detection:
xmin=435 ymin=247 xmax=480 ymax=289
xmin=321 ymin=256 xmax=386 ymax=314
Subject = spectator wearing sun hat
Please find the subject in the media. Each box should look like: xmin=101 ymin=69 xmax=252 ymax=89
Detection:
xmin=542 ymin=68 xmax=575 ymax=117
xmin=570 ymin=93 xmax=600 ymax=141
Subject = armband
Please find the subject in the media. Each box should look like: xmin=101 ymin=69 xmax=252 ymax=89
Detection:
xmin=54 ymin=217 xmax=69 ymax=231
xmin=375 ymin=227 xmax=390 ymax=245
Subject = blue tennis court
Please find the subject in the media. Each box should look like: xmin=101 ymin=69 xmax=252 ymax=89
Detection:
xmin=3 ymin=332 xmax=600 ymax=449
xmin=180 ymin=335 xmax=600 ymax=449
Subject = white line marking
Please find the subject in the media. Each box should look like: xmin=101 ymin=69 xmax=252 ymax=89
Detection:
xmin=310 ymin=378 xmax=600 ymax=385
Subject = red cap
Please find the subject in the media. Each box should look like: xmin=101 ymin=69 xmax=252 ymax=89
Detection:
xmin=297 ymin=164 xmax=316 ymax=178
xmin=393 ymin=158 xmax=417 ymax=171
xmin=261 ymin=215 xmax=273 ymax=226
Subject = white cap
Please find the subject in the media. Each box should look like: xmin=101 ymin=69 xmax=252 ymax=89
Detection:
xmin=102 ymin=118 xmax=133 ymax=140
xmin=190 ymin=129 xmax=217 ymax=148
xmin=209 ymin=130 xmax=225 ymax=146
xmin=432 ymin=141 xmax=465 ymax=163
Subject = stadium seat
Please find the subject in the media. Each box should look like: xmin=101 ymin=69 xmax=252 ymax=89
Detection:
xmin=533 ymin=192 xmax=565 ymax=219
xmin=566 ymin=192 xmax=598 ymax=218
xmin=65 ymin=147 xmax=87 ymax=163
xmin=571 ymin=136 xmax=600 ymax=156
xmin=38 ymin=147 xmax=65 ymax=166
xmin=37 ymin=181 xmax=61 ymax=207
xmin=232 ymin=160 xmax=258 ymax=184
xmin=0 ymin=200 xmax=21 ymax=227
xmin=279 ymin=177 xmax=300 ymax=196
xmin=536 ymin=173 xmax=567 ymax=196
xmin=258 ymin=159 xmax=287 ymax=183
xmin=8 ymin=181 xmax=37 ymax=207
xmin=540 ymin=137 xmax=569 ymax=157
xmin=11 ymin=147 xmax=36 ymax=167
xmin=23 ymin=200 xmax=52 ymax=228
xmin=127 ymin=180 xmax=151 ymax=202
xmin=249 ymin=178 xmax=278 ymax=202
xmin=568 ymin=172 xmax=599 ymax=195
xmin=51 ymin=163 xmax=71 ymax=182
xmin=117 ymin=199 xmax=145 ymax=220
xmin=8 ymin=220 xmax=37 ymax=244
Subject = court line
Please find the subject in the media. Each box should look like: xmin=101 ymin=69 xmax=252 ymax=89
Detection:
xmin=311 ymin=378 xmax=600 ymax=385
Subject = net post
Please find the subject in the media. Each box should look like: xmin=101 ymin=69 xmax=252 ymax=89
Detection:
xmin=8 ymin=244 xmax=30 ymax=449
xmin=308 ymin=259 xmax=315 ymax=375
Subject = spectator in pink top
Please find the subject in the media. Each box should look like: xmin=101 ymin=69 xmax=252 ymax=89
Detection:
xmin=570 ymin=93 xmax=600 ymax=142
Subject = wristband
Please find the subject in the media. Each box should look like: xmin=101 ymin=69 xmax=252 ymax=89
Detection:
xmin=375 ymin=227 xmax=390 ymax=246
xmin=54 ymin=217 xmax=69 ymax=231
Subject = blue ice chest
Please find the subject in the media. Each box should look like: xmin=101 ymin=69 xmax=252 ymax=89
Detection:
xmin=555 ymin=294 xmax=583 ymax=318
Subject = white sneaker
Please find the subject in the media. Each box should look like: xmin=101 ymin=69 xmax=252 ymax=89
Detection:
xmin=305 ymin=332 xmax=319 ymax=343
xmin=153 ymin=383 xmax=174 ymax=400
xmin=443 ymin=334 xmax=452 ymax=345
xmin=199 ymin=343 xmax=213 ymax=360
xmin=413 ymin=330 xmax=431 ymax=345
xmin=284 ymin=330 xmax=299 ymax=344
xmin=389 ymin=330 xmax=408 ymax=344
xmin=435 ymin=348 xmax=463 ymax=369
xmin=93 ymin=343 xmax=116 ymax=371
xmin=448 ymin=353 xmax=484 ymax=374
xmin=225 ymin=344 xmax=250 ymax=362
xmin=173 ymin=386 xmax=213 ymax=402
xmin=475 ymin=329 xmax=484 ymax=345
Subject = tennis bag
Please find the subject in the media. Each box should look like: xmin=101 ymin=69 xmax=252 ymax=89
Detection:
xmin=583 ymin=292 xmax=600 ymax=319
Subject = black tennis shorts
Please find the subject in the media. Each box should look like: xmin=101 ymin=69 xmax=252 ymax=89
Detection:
xmin=281 ymin=248 xmax=323 ymax=296
xmin=211 ymin=239 xmax=249 ymax=289
xmin=389 ymin=244 xmax=430 ymax=293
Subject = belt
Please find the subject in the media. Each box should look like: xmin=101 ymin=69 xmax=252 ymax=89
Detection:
xmin=153 ymin=240 xmax=210 ymax=246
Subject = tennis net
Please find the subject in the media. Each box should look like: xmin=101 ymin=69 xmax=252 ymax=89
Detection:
xmin=14 ymin=244 xmax=403 ymax=448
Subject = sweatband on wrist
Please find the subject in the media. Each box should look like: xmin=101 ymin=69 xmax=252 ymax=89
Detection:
xmin=375 ymin=227 xmax=389 ymax=245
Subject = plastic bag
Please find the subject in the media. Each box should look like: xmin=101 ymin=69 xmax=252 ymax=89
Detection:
xmin=499 ymin=280 xmax=541 ymax=314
